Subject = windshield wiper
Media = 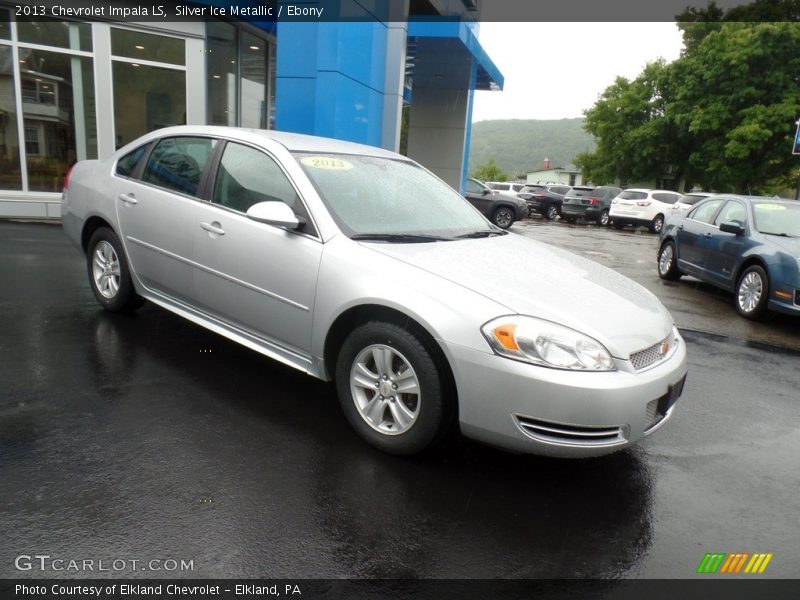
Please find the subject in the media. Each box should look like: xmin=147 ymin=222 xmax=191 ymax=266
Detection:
xmin=761 ymin=231 xmax=797 ymax=238
xmin=350 ymin=233 xmax=454 ymax=243
xmin=456 ymin=230 xmax=508 ymax=239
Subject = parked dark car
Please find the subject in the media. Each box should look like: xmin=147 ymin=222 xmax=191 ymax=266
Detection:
xmin=658 ymin=195 xmax=800 ymax=320
xmin=518 ymin=184 xmax=570 ymax=221
xmin=560 ymin=185 xmax=623 ymax=226
xmin=464 ymin=178 xmax=528 ymax=229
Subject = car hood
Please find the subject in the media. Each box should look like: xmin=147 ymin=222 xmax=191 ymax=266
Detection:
xmin=764 ymin=235 xmax=800 ymax=255
xmin=362 ymin=233 xmax=675 ymax=358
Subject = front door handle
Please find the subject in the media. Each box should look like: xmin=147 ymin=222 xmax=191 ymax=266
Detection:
xmin=704 ymin=232 xmax=712 ymax=238
xmin=200 ymin=221 xmax=225 ymax=236
xmin=677 ymin=224 xmax=685 ymax=230
xmin=118 ymin=193 xmax=137 ymax=205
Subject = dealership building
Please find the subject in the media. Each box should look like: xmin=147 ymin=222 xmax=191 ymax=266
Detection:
xmin=0 ymin=1 xmax=502 ymax=219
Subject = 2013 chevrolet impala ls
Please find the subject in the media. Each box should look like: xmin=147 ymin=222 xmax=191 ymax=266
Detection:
xmin=62 ymin=126 xmax=687 ymax=457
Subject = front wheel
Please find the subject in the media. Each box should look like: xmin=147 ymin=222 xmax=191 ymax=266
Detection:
xmin=335 ymin=321 xmax=452 ymax=455
xmin=736 ymin=265 xmax=770 ymax=320
xmin=86 ymin=227 xmax=144 ymax=313
xmin=492 ymin=207 xmax=514 ymax=229
xmin=657 ymin=241 xmax=682 ymax=281
xmin=544 ymin=204 xmax=558 ymax=221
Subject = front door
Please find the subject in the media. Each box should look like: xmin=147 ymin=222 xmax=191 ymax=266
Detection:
xmin=192 ymin=141 xmax=322 ymax=356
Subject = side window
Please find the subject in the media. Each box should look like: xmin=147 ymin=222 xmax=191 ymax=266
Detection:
xmin=689 ymin=199 xmax=725 ymax=224
xmin=714 ymin=201 xmax=747 ymax=226
xmin=115 ymin=145 xmax=147 ymax=178
xmin=212 ymin=142 xmax=313 ymax=231
xmin=465 ymin=180 xmax=484 ymax=194
xmin=142 ymin=137 xmax=216 ymax=196
xmin=653 ymin=193 xmax=681 ymax=204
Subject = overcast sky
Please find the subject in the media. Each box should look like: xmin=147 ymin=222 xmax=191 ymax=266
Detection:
xmin=471 ymin=23 xmax=685 ymax=122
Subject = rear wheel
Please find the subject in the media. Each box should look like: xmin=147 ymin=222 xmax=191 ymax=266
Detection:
xmin=492 ymin=206 xmax=514 ymax=229
xmin=597 ymin=209 xmax=610 ymax=226
xmin=335 ymin=321 xmax=452 ymax=455
xmin=86 ymin=227 xmax=144 ymax=313
xmin=650 ymin=214 xmax=665 ymax=234
xmin=736 ymin=265 xmax=770 ymax=320
xmin=544 ymin=204 xmax=558 ymax=221
xmin=657 ymin=241 xmax=682 ymax=281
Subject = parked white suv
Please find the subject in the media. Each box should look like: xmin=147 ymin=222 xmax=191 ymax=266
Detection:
xmin=609 ymin=189 xmax=683 ymax=234
xmin=485 ymin=181 xmax=526 ymax=194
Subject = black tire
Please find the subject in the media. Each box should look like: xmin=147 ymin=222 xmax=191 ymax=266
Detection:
xmin=335 ymin=321 xmax=453 ymax=456
xmin=491 ymin=206 xmax=514 ymax=229
xmin=735 ymin=265 xmax=770 ymax=320
xmin=596 ymin=209 xmax=610 ymax=227
xmin=657 ymin=241 xmax=682 ymax=281
xmin=649 ymin=214 xmax=665 ymax=234
xmin=86 ymin=227 xmax=144 ymax=313
xmin=544 ymin=204 xmax=558 ymax=221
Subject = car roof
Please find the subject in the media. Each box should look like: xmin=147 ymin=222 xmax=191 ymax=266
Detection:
xmin=128 ymin=125 xmax=402 ymax=160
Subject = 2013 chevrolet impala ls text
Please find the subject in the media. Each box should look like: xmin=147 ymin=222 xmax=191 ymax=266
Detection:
xmin=62 ymin=126 xmax=687 ymax=457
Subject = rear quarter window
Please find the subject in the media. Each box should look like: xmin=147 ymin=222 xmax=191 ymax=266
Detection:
xmin=115 ymin=145 xmax=147 ymax=178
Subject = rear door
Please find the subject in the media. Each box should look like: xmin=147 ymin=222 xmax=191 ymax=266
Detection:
xmin=114 ymin=136 xmax=217 ymax=303
xmin=192 ymin=140 xmax=322 ymax=356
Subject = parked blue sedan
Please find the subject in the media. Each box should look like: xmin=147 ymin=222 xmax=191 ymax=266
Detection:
xmin=657 ymin=195 xmax=800 ymax=319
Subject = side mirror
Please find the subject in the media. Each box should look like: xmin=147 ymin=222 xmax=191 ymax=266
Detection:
xmin=482 ymin=189 xmax=491 ymax=196
xmin=246 ymin=201 xmax=300 ymax=230
xmin=719 ymin=221 xmax=745 ymax=236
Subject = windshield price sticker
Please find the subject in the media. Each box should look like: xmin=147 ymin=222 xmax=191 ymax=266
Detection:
xmin=301 ymin=157 xmax=353 ymax=170
xmin=755 ymin=203 xmax=786 ymax=210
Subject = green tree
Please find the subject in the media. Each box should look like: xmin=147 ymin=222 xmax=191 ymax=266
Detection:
xmin=471 ymin=159 xmax=508 ymax=182
xmin=671 ymin=22 xmax=800 ymax=192
xmin=578 ymin=15 xmax=800 ymax=193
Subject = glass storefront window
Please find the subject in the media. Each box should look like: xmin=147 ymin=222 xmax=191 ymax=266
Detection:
xmin=268 ymin=40 xmax=276 ymax=129
xmin=113 ymin=61 xmax=186 ymax=149
xmin=17 ymin=21 xmax=92 ymax=51
xmin=1 ymin=9 xmax=10 ymax=39
xmin=0 ymin=45 xmax=22 ymax=189
xmin=239 ymin=31 xmax=267 ymax=129
xmin=206 ymin=21 xmax=237 ymax=126
xmin=20 ymin=48 xmax=96 ymax=192
xmin=111 ymin=28 xmax=185 ymax=66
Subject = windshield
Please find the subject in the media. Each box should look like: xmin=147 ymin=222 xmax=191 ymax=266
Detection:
xmin=753 ymin=202 xmax=800 ymax=237
xmin=295 ymin=153 xmax=492 ymax=237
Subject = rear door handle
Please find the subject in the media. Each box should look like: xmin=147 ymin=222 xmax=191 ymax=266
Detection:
xmin=704 ymin=232 xmax=712 ymax=238
xmin=118 ymin=193 xmax=137 ymax=205
xmin=677 ymin=224 xmax=684 ymax=230
xmin=200 ymin=221 xmax=225 ymax=236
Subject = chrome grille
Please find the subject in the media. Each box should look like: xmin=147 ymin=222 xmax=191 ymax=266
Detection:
xmin=515 ymin=415 xmax=624 ymax=446
xmin=630 ymin=335 xmax=674 ymax=371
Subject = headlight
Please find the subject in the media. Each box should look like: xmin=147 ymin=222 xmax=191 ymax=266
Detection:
xmin=481 ymin=316 xmax=616 ymax=371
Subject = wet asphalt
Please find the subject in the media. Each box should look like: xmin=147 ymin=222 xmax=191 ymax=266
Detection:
xmin=1 ymin=220 xmax=799 ymax=579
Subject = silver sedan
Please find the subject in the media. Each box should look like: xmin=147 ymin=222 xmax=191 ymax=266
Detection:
xmin=62 ymin=126 xmax=687 ymax=457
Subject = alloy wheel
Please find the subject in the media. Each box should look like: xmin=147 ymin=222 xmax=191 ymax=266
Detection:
xmin=349 ymin=344 xmax=420 ymax=435
xmin=92 ymin=241 xmax=121 ymax=299
xmin=738 ymin=271 xmax=763 ymax=314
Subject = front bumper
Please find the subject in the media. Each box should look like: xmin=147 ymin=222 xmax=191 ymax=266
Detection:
xmin=443 ymin=336 xmax=688 ymax=457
